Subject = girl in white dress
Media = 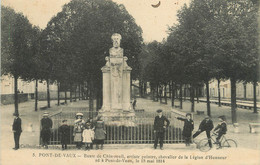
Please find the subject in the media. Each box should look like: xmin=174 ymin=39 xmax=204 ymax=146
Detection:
xmin=82 ymin=123 xmax=94 ymax=150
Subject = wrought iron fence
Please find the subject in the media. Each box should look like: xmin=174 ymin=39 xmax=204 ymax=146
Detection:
xmin=40 ymin=108 xmax=187 ymax=145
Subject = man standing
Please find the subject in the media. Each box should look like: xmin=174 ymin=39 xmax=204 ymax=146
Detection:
xmin=12 ymin=113 xmax=22 ymax=150
xmin=154 ymin=109 xmax=170 ymax=150
xmin=40 ymin=112 xmax=53 ymax=149
xmin=192 ymin=116 xmax=214 ymax=147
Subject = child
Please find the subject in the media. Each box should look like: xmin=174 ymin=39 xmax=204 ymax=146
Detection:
xmin=94 ymin=116 xmax=106 ymax=150
xmin=214 ymin=115 xmax=227 ymax=149
xmin=82 ymin=123 xmax=95 ymax=150
xmin=73 ymin=113 xmax=85 ymax=149
xmin=58 ymin=120 xmax=70 ymax=150
xmin=176 ymin=113 xmax=194 ymax=146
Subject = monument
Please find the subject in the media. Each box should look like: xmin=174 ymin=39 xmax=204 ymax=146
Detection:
xmin=99 ymin=33 xmax=135 ymax=126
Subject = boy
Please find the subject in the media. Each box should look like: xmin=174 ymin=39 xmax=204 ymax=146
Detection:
xmin=176 ymin=113 xmax=194 ymax=146
xmin=58 ymin=120 xmax=70 ymax=150
xmin=214 ymin=115 xmax=227 ymax=149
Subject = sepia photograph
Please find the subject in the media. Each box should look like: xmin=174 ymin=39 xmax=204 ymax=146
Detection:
xmin=1 ymin=0 xmax=260 ymax=164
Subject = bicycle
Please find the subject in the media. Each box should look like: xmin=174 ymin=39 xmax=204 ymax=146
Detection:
xmin=198 ymin=132 xmax=237 ymax=152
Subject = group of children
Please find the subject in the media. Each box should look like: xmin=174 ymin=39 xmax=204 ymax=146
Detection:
xmin=176 ymin=113 xmax=227 ymax=149
xmin=58 ymin=113 xmax=106 ymax=150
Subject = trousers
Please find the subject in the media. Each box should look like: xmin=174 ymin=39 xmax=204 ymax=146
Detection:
xmin=13 ymin=132 xmax=21 ymax=149
xmin=193 ymin=130 xmax=212 ymax=147
xmin=154 ymin=131 xmax=164 ymax=148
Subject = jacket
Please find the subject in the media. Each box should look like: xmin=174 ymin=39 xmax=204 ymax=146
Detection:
xmin=12 ymin=117 xmax=22 ymax=133
xmin=214 ymin=122 xmax=227 ymax=134
xmin=199 ymin=119 xmax=214 ymax=131
xmin=154 ymin=115 xmax=170 ymax=132
xmin=177 ymin=117 xmax=194 ymax=137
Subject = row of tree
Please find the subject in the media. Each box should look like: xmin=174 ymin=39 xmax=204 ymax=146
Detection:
xmin=139 ymin=0 xmax=259 ymax=123
xmin=1 ymin=0 xmax=143 ymax=115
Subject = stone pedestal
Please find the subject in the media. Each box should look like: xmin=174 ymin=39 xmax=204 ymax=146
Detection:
xmin=99 ymin=33 xmax=135 ymax=126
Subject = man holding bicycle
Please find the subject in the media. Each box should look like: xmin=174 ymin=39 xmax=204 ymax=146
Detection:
xmin=193 ymin=116 xmax=214 ymax=148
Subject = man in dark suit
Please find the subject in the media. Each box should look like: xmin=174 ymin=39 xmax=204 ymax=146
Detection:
xmin=12 ymin=113 xmax=22 ymax=150
xmin=41 ymin=112 xmax=53 ymax=149
xmin=154 ymin=109 xmax=170 ymax=150
xmin=193 ymin=116 xmax=214 ymax=147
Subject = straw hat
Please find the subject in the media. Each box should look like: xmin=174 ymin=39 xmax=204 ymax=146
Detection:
xmin=76 ymin=113 xmax=83 ymax=116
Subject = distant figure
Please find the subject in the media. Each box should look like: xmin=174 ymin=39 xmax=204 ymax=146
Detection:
xmin=12 ymin=113 xmax=22 ymax=150
xmin=193 ymin=116 xmax=214 ymax=148
xmin=40 ymin=112 xmax=53 ymax=149
xmin=132 ymin=98 xmax=137 ymax=110
xmin=176 ymin=113 xmax=194 ymax=146
xmin=58 ymin=120 xmax=70 ymax=150
xmin=154 ymin=109 xmax=170 ymax=150
xmin=94 ymin=116 xmax=106 ymax=150
xmin=214 ymin=115 xmax=227 ymax=149
xmin=73 ymin=113 xmax=85 ymax=149
xmin=82 ymin=123 xmax=95 ymax=150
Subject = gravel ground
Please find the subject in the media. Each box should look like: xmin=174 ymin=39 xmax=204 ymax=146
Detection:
xmin=1 ymin=98 xmax=260 ymax=165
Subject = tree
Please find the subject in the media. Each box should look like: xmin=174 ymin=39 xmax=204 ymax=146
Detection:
xmin=1 ymin=6 xmax=36 ymax=114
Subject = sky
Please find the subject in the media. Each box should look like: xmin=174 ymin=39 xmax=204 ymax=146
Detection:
xmin=2 ymin=0 xmax=190 ymax=42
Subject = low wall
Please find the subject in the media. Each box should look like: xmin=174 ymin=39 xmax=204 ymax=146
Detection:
xmin=1 ymin=93 xmax=29 ymax=105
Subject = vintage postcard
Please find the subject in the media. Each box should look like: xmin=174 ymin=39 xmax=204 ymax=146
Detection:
xmin=1 ymin=0 xmax=260 ymax=165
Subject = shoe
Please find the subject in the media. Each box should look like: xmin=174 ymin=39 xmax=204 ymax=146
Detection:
xmin=12 ymin=148 xmax=18 ymax=150
xmin=154 ymin=146 xmax=157 ymax=149
xmin=160 ymin=147 xmax=164 ymax=150
xmin=216 ymin=146 xmax=222 ymax=149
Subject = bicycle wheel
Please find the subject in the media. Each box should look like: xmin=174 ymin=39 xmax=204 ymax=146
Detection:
xmin=199 ymin=138 xmax=211 ymax=152
xmin=222 ymin=139 xmax=237 ymax=148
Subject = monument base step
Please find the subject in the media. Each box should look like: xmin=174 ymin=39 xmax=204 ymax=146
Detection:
xmin=98 ymin=109 xmax=136 ymax=127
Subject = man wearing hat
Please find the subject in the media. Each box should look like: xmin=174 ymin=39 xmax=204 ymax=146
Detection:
xmin=40 ymin=112 xmax=53 ymax=149
xmin=12 ymin=113 xmax=22 ymax=150
xmin=154 ymin=109 xmax=170 ymax=150
xmin=192 ymin=116 xmax=214 ymax=148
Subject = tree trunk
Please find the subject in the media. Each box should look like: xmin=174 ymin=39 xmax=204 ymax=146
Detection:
xmin=191 ymin=85 xmax=195 ymax=112
xmin=206 ymin=81 xmax=211 ymax=117
xmin=159 ymin=86 xmax=162 ymax=104
xmin=144 ymin=82 xmax=147 ymax=95
xmin=243 ymin=82 xmax=247 ymax=99
xmin=218 ymin=79 xmax=221 ymax=107
xmin=74 ymin=86 xmax=77 ymax=101
xmin=180 ymin=83 xmax=183 ymax=109
xmin=57 ymin=82 xmax=60 ymax=106
xmin=196 ymin=87 xmax=199 ymax=103
xmin=79 ymin=84 xmax=81 ymax=100
xmin=164 ymin=85 xmax=167 ymax=104
xmin=156 ymin=84 xmax=159 ymax=102
xmin=47 ymin=79 xmax=50 ymax=108
xmin=65 ymin=90 xmax=67 ymax=104
xmin=70 ymin=84 xmax=72 ymax=102
xmin=230 ymin=78 xmax=237 ymax=123
xmin=35 ymin=79 xmax=38 ymax=111
xmin=89 ymin=80 xmax=94 ymax=118
xmin=14 ymin=75 xmax=19 ymax=115
xmin=171 ymin=81 xmax=175 ymax=107
xmin=139 ymin=80 xmax=142 ymax=97
xmin=184 ymin=85 xmax=186 ymax=101
xmin=253 ymin=81 xmax=257 ymax=113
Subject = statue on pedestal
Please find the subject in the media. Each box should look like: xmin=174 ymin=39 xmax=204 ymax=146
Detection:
xmin=99 ymin=33 xmax=135 ymax=126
